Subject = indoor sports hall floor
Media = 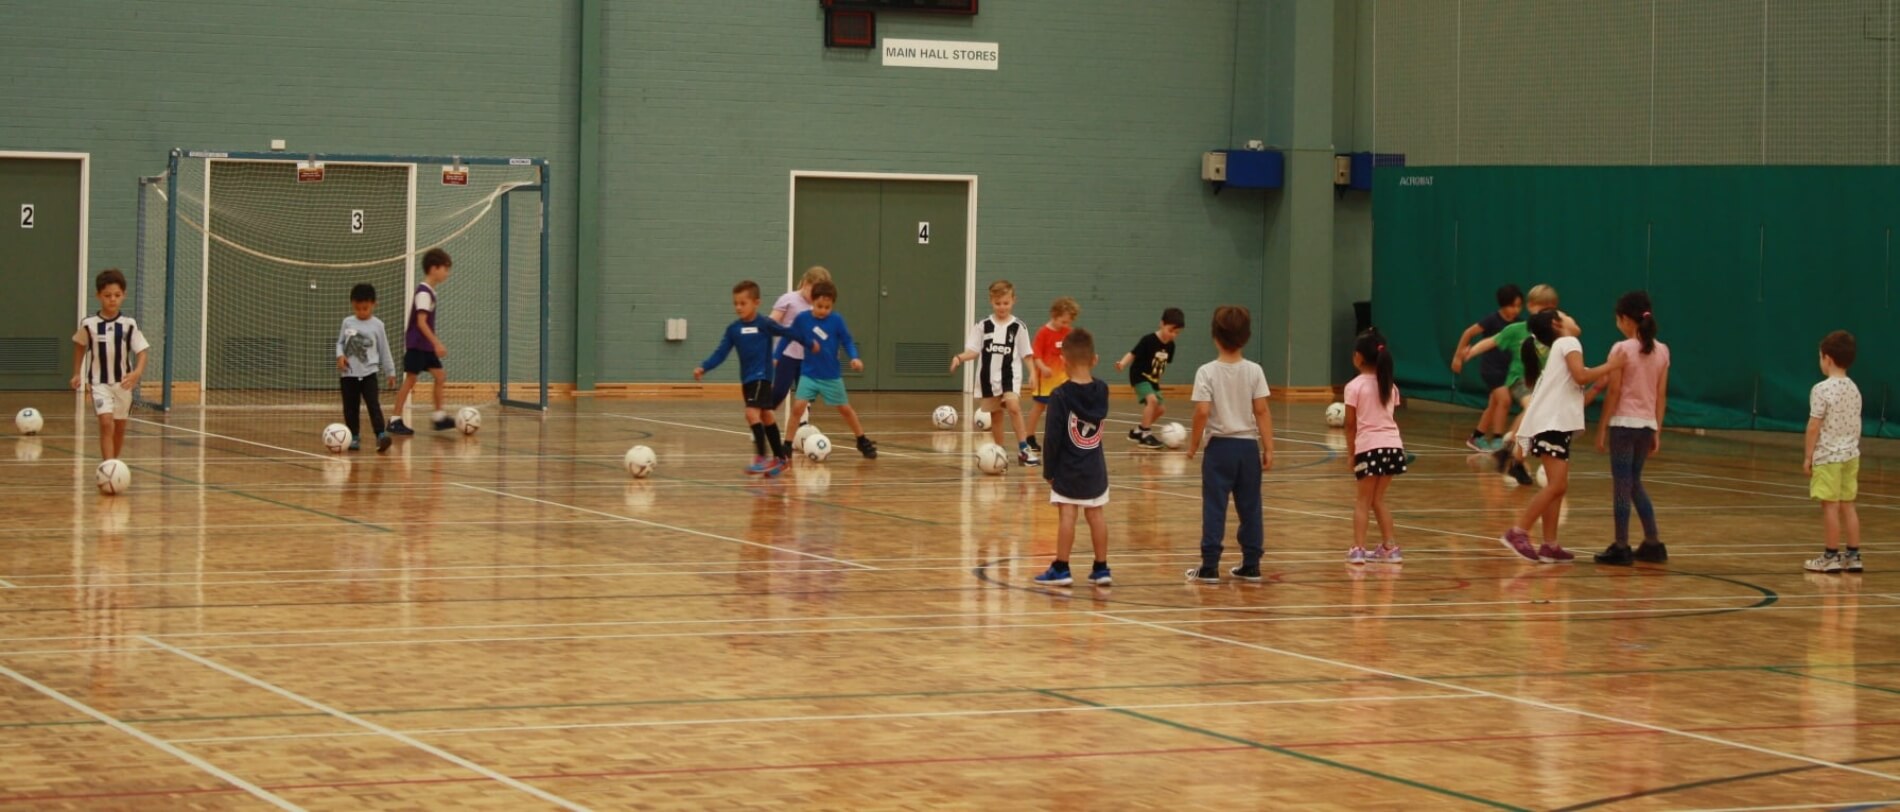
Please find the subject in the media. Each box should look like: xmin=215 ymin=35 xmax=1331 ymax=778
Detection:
xmin=0 ymin=392 xmax=1895 ymax=811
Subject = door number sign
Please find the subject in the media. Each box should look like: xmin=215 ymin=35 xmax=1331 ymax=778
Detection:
xmin=917 ymin=221 xmax=930 ymax=245
xmin=350 ymin=210 xmax=365 ymax=234
xmin=19 ymin=204 xmax=33 ymax=229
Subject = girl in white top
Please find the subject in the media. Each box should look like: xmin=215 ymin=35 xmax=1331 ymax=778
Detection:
xmin=770 ymin=266 xmax=831 ymax=423
xmin=1498 ymin=309 xmax=1624 ymax=564
xmin=1344 ymin=330 xmax=1406 ymax=565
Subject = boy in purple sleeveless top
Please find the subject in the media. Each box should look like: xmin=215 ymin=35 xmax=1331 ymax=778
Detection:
xmin=389 ymin=248 xmax=454 ymax=434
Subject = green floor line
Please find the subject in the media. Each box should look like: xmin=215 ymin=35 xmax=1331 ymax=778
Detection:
xmin=1036 ymin=689 xmax=1528 ymax=811
xmin=4 ymin=660 xmax=1898 ymax=733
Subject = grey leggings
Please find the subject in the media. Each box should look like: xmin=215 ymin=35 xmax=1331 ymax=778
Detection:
xmin=1609 ymin=427 xmax=1660 ymax=544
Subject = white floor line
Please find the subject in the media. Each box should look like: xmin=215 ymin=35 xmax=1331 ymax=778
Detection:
xmin=1671 ymin=470 xmax=1899 ymax=501
xmin=165 ymin=692 xmax=1482 ymax=745
xmin=1648 ymin=476 xmax=1900 ymax=512
xmin=128 ymin=417 xmax=332 ymax=461
xmin=597 ymin=411 xmax=931 ymax=461
xmin=452 ymin=482 xmax=877 ymax=570
xmin=0 ymin=577 xmax=16 ymax=588
xmin=1681 ymin=802 xmax=1900 ymax=812
xmin=137 ymin=636 xmax=590 ymax=812
xmin=1096 ymin=613 xmax=1900 ymax=784
xmin=0 ymin=663 xmax=302 ymax=811
xmin=1111 ymin=482 xmax=1500 ymax=542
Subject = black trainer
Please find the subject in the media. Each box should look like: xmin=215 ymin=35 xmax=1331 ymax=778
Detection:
xmin=1229 ymin=564 xmax=1264 ymax=582
xmin=1633 ymin=541 xmax=1668 ymax=563
xmin=1128 ymin=428 xmax=1145 ymax=444
xmin=1185 ymin=566 xmax=1221 ymax=584
xmin=432 ymin=415 xmax=456 ymax=431
xmin=387 ymin=419 xmax=415 ymax=436
xmin=856 ymin=436 xmax=878 ymax=459
xmin=1593 ymin=543 xmax=1634 ymax=566
xmin=1508 ymin=461 xmax=1534 ymax=487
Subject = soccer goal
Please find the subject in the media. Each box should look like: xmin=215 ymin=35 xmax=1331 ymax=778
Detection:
xmin=133 ymin=150 xmax=549 ymax=412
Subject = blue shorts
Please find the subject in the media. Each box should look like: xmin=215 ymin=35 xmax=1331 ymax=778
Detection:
xmin=796 ymin=375 xmax=849 ymax=406
xmin=403 ymin=349 xmax=443 ymax=374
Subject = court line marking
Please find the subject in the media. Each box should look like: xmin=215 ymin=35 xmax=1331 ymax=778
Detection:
xmin=128 ymin=417 xmax=332 ymax=461
xmin=1096 ymin=613 xmax=1900 ymax=784
xmin=137 ymin=636 xmax=590 ymax=812
xmin=163 ymin=692 xmax=1482 ymax=745
xmin=597 ymin=411 xmax=935 ymax=463
xmin=452 ymin=482 xmax=877 ymax=569
xmin=0 ymin=662 xmax=302 ymax=811
xmin=1681 ymin=805 xmax=1900 ymax=812
xmin=1647 ymin=476 xmax=1900 ymax=512
xmin=1111 ymin=481 xmax=1499 ymax=542
xmin=0 ymin=578 xmax=15 ymax=588
xmin=1669 ymin=470 xmax=1899 ymax=501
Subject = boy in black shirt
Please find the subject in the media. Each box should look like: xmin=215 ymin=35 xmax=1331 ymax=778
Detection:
xmin=1115 ymin=308 xmax=1186 ymax=449
xmin=1449 ymin=284 xmax=1523 ymax=451
xmin=1033 ymin=328 xmax=1112 ymax=587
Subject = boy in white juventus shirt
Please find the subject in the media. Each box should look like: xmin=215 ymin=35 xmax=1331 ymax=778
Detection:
xmin=70 ymin=269 xmax=149 ymax=461
xmin=950 ymin=280 xmax=1039 ymax=466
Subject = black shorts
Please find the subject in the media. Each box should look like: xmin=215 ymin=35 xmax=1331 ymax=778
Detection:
xmin=1529 ymin=430 xmax=1574 ymax=460
xmin=403 ymin=349 xmax=443 ymax=374
xmin=741 ymin=379 xmax=772 ymax=409
xmin=1481 ymin=365 xmax=1508 ymax=391
xmin=1353 ymin=447 xmax=1409 ymax=480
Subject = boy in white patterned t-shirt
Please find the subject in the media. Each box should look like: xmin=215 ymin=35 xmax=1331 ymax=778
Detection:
xmin=1804 ymin=330 xmax=1864 ymax=574
xmin=70 ymin=269 xmax=149 ymax=461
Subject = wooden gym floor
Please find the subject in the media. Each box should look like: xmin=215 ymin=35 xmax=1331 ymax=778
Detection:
xmin=0 ymin=391 xmax=1895 ymax=811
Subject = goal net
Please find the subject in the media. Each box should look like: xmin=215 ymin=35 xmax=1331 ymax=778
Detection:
xmin=134 ymin=150 xmax=549 ymax=412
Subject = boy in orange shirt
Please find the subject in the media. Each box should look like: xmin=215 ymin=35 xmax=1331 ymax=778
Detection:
xmin=1026 ymin=297 xmax=1079 ymax=454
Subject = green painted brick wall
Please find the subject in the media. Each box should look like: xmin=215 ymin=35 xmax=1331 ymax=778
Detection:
xmin=0 ymin=0 xmax=581 ymax=384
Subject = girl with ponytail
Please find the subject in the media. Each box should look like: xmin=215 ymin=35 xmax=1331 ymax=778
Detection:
xmin=1592 ymin=291 xmax=1670 ymax=565
xmin=1498 ymin=311 xmax=1626 ymax=564
xmin=1345 ymin=329 xmax=1405 ymax=564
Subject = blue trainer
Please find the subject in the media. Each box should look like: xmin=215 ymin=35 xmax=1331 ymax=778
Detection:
xmin=1088 ymin=566 xmax=1113 ymax=586
xmin=1032 ymin=565 xmax=1073 ymax=586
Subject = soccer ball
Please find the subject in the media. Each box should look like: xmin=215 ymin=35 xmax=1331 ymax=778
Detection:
xmin=805 ymin=433 xmax=833 ymax=462
xmin=1535 ymin=465 xmax=1548 ymax=488
xmin=624 ymin=445 xmax=657 ymax=478
xmin=455 ymin=407 xmax=482 ymax=435
xmin=973 ymin=409 xmax=993 ymax=431
xmin=975 ymin=443 xmax=1010 ymax=475
xmin=1324 ymin=402 xmax=1347 ymax=428
xmin=1158 ymin=422 xmax=1187 ymax=450
xmin=794 ymin=424 xmax=821 ymax=453
xmin=931 ymin=405 xmax=959 ymax=430
xmin=96 ymin=459 xmax=130 ymax=495
xmin=15 ymin=408 xmax=43 ymax=435
xmin=321 ymin=423 xmax=352 ymax=452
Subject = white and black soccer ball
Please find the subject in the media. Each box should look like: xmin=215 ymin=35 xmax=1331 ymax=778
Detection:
xmin=973 ymin=409 xmax=993 ymax=431
xmin=96 ymin=459 xmax=131 ymax=495
xmin=321 ymin=423 xmax=352 ymax=452
xmin=15 ymin=407 xmax=43 ymax=435
xmin=1324 ymin=402 xmax=1347 ymax=428
xmin=805 ymin=433 xmax=833 ymax=462
xmin=624 ymin=445 xmax=657 ymax=478
xmin=455 ymin=407 xmax=482 ymax=435
xmin=931 ymin=405 xmax=959 ymax=430
xmin=975 ymin=443 xmax=1010 ymax=475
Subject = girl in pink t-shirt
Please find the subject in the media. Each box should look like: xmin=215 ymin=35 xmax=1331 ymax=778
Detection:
xmin=1345 ymin=330 xmax=1406 ymax=564
xmin=1591 ymin=291 xmax=1670 ymax=566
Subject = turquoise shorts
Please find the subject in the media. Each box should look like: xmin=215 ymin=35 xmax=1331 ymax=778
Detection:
xmin=796 ymin=375 xmax=849 ymax=406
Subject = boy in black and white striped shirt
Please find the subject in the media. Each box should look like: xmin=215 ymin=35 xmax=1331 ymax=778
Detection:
xmin=950 ymin=280 xmax=1039 ymax=466
xmin=70 ymin=269 xmax=149 ymax=461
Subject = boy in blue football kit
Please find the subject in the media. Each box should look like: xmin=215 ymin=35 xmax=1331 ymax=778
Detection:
xmin=696 ymin=280 xmax=810 ymax=475
xmin=788 ymin=281 xmax=878 ymax=459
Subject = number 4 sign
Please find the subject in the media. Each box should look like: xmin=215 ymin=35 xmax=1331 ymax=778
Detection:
xmin=19 ymin=204 xmax=33 ymax=229
xmin=917 ymin=221 xmax=930 ymax=244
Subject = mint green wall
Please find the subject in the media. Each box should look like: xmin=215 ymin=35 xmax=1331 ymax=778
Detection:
xmin=598 ymin=2 xmax=1271 ymax=383
xmin=0 ymin=1 xmax=580 ymax=383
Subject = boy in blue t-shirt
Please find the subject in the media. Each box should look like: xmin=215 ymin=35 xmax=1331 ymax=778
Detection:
xmin=696 ymin=280 xmax=809 ymax=475
xmin=788 ymin=281 xmax=877 ymax=459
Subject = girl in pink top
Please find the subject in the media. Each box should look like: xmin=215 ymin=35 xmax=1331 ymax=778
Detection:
xmin=1345 ymin=330 xmax=1406 ymax=564
xmin=1591 ymin=291 xmax=1670 ymax=566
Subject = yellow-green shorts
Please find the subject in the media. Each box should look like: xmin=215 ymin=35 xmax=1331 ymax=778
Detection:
xmin=1811 ymin=458 xmax=1860 ymax=502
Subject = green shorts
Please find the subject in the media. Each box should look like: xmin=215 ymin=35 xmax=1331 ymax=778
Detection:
xmin=1508 ymin=379 xmax=1532 ymax=403
xmin=796 ymin=375 xmax=849 ymax=406
xmin=1133 ymin=381 xmax=1163 ymax=404
xmin=1811 ymin=458 xmax=1860 ymax=502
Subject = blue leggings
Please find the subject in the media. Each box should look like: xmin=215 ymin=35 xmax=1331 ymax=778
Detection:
xmin=1201 ymin=437 xmax=1264 ymax=569
xmin=770 ymin=357 xmax=802 ymax=409
xmin=1609 ymin=427 xmax=1660 ymax=544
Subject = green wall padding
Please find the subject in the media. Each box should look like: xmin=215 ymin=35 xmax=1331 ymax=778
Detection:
xmin=1373 ymin=166 xmax=1897 ymax=439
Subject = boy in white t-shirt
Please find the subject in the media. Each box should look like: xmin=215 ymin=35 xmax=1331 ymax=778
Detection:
xmin=70 ymin=269 xmax=149 ymax=461
xmin=1804 ymin=330 xmax=1864 ymax=574
xmin=769 ymin=266 xmax=831 ymax=432
xmin=950 ymin=280 xmax=1039 ymax=467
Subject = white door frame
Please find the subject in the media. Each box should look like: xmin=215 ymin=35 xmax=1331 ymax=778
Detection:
xmin=0 ymin=151 xmax=90 ymax=326
xmin=786 ymin=170 xmax=978 ymax=391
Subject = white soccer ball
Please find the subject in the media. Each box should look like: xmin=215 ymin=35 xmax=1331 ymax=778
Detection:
xmin=1535 ymin=465 xmax=1549 ymax=488
xmin=624 ymin=445 xmax=657 ymax=478
xmin=973 ymin=409 xmax=993 ymax=431
xmin=96 ymin=459 xmax=130 ymax=495
xmin=975 ymin=443 xmax=1010 ymax=475
xmin=455 ymin=407 xmax=482 ymax=435
xmin=931 ymin=405 xmax=959 ymax=430
xmin=1158 ymin=422 xmax=1187 ymax=450
xmin=1324 ymin=402 xmax=1347 ymax=428
xmin=805 ymin=433 xmax=833 ymax=462
xmin=15 ymin=408 xmax=43 ymax=435
xmin=794 ymin=424 xmax=821 ymax=452
xmin=321 ymin=423 xmax=352 ymax=452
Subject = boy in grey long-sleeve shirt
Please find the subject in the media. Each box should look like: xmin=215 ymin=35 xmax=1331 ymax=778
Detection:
xmin=336 ymin=283 xmax=396 ymax=452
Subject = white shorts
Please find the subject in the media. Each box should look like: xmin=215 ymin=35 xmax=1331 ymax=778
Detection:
xmin=91 ymin=383 xmax=132 ymax=419
xmin=1050 ymin=489 xmax=1110 ymax=508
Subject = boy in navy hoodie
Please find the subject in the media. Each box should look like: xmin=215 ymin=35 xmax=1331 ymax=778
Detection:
xmin=695 ymin=280 xmax=809 ymax=475
xmin=1033 ymin=328 xmax=1112 ymax=586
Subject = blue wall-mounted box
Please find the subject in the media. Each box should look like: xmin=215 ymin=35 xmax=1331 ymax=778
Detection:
xmin=1223 ymin=150 xmax=1284 ymax=189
